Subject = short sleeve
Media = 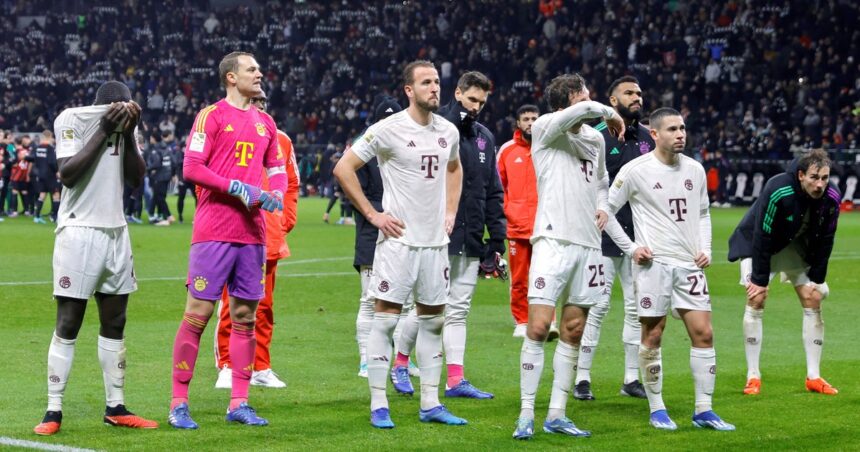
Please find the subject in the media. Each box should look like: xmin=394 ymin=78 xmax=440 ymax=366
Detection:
xmin=449 ymin=127 xmax=460 ymax=161
xmin=54 ymin=110 xmax=83 ymax=159
xmin=351 ymin=123 xmax=381 ymax=163
xmin=608 ymin=162 xmax=633 ymax=213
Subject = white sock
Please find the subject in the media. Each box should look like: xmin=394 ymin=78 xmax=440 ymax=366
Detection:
xmin=98 ymin=336 xmax=126 ymax=408
xmin=519 ymin=338 xmax=545 ymax=421
xmin=417 ymin=314 xmax=445 ymax=411
xmin=743 ymin=306 xmax=764 ymax=379
xmin=395 ymin=310 xmax=419 ymax=357
xmin=367 ymin=312 xmax=398 ymax=411
xmin=690 ymin=347 xmax=715 ymax=414
xmin=639 ymin=346 xmax=665 ymax=412
xmin=442 ymin=322 xmax=466 ymax=368
xmin=548 ymin=341 xmax=579 ymax=421
xmin=47 ymin=333 xmax=76 ymax=412
xmin=576 ymin=298 xmax=607 ymax=383
xmin=623 ymin=343 xmax=640 ymax=384
xmin=355 ymin=296 xmax=374 ymax=367
xmin=802 ymin=308 xmax=824 ymax=379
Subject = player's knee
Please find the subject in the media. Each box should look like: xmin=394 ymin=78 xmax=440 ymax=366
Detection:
xmin=55 ymin=315 xmax=84 ymax=340
xmin=746 ymin=296 xmax=766 ymax=310
xmin=527 ymin=322 xmax=550 ymax=341
xmin=100 ymin=312 xmax=127 ymax=340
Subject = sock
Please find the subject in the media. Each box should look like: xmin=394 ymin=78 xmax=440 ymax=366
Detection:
xmin=577 ymin=298 xmax=608 ymax=383
xmin=395 ymin=310 xmax=419 ymax=357
xmin=639 ymin=346 xmax=665 ymax=412
xmin=367 ymin=312 xmax=398 ymax=411
xmin=97 ymin=336 xmax=126 ymax=408
xmin=230 ymin=321 xmax=256 ymax=404
xmin=51 ymin=198 xmax=60 ymax=219
xmin=446 ymin=364 xmax=464 ymax=388
xmin=394 ymin=352 xmax=410 ymax=368
xmin=47 ymin=333 xmax=76 ymax=412
xmin=743 ymin=306 xmax=764 ymax=379
xmin=35 ymin=199 xmax=44 ymax=218
xmin=623 ymin=343 xmax=640 ymax=384
xmin=802 ymin=308 xmax=824 ymax=379
xmin=519 ymin=338 xmax=545 ymax=421
xmin=355 ymin=288 xmax=374 ymax=367
xmin=172 ymin=312 xmax=208 ymax=400
xmin=690 ymin=347 xmax=716 ymax=414
xmin=547 ymin=340 xmax=579 ymax=421
xmin=416 ymin=314 xmax=444 ymax=411
xmin=443 ymin=323 xmax=467 ymax=387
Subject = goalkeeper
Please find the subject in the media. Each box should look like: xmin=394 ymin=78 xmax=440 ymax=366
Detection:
xmin=167 ymin=51 xmax=286 ymax=430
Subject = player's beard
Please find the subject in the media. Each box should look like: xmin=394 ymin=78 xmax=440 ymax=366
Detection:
xmin=522 ymin=130 xmax=532 ymax=142
xmin=416 ymin=97 xmax=439 ymax=113
xmin=617 ymin=102 xmax=643 ymax=122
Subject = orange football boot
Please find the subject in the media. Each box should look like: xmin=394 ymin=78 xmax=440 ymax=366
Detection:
xmin=806 ymin=378 xmax=838 ymax=395
xmin=34 ymin=411 xmax=62 ymax=435
xmin=103 ymin=404 xmax=159 ymax=429
xmin=743 ymin=378 xmax=761 ymax=395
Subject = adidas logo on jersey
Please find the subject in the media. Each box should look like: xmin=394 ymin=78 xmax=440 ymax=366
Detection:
xmin=653 ymin=182 xmax=663 ymax=189
xmin=610 ymin=147 xmax=620 ymax=155
xmin=514 ymin=157 xmax=523 ymax=163
xmin=546 ymin=224 xmax=553 ymax=231
xmin=407 ymin=141 xmax=416 ymax=147
xmin=224 ymin=124 xmax=234 ymax=132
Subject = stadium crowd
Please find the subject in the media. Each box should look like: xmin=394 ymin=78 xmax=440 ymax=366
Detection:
xmin=1 ymin=0 xmax=859 ymax=219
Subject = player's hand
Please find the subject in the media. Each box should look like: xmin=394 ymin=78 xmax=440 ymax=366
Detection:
xmin=632 ymin=246 xmax=653 ymax=265
xmin=745 ymin=282 xmax=768 ymax=302
xmin=606 ymin=113 xmax=626 ymax=142
xmin=122 ymin=101 xmax=141 ymax=133
xmin=445 ymin=212 xmax=456 ymax=235
xmin=258 ymin=190 xmax=284 ymax=212
xmin=595 ymin=209 xmax=609 ymax=231
xmin=100 ymin=102 xmax=129 ymax=134
xmin=227 ymin=179 xmax=262 ymax=209
xmin=694 ymin=251 xmax=711 ymax=268
xmin=370 ymin=211 xmax=404 ymax=238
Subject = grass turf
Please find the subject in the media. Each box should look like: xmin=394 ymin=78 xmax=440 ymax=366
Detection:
xmin=0 ymin=197 xmax=858 ymax=451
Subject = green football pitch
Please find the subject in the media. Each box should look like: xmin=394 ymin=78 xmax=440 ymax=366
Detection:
xmin=1 ymin=197 xmax=858 ymax=451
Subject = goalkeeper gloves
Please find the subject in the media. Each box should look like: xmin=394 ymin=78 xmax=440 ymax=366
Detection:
xmin=479 ymin=252 xmax=508 ymax=280
xmin=228 ymin=180 xmax=262 ymax=209
xmin=258 ymin=190 xmax=284 ymax=212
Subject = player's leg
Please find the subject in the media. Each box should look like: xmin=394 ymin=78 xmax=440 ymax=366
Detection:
xmin=355 ymin=266 xmax=374 ymax=377
xmin=222 ymin=243 xmax=268 ymax=425
xmin=251 ymin=259 xmax=285 ymax=388
xmin=444 ymin=255 xmax=491 ymax=398
xmin=740 ymin=258 xmax=766 ymax=394
xmin=176 ymin=182 xmax=187 ymax=223
xmin=635 ymin=261 xmax=675 ymax=430
xmin=213 ymin=286 xmax=232 ymax=388
xmin=33 ymin=181 xmax=47 ymax=223
xmin=793 ymin=276 xmax=837 ymax=394
xmin=574 ymin=255 xmax=613 ymax=401
xmin=414 ymin=246 xmax=466 ymax=425
xmin=616 ymin=255 xmax=645 ymax=397
xmin=508 ymin=238 xmax=531 ymax=336
xmin=544 ymin=302 xmax=590 ymax=437
xmin=170 ymin=242 xmax=232 ymax=429
xmin=50 ymin=188 xmax=60 ymax=222
xmin=391 ymin=293 xmax=418 ymax=393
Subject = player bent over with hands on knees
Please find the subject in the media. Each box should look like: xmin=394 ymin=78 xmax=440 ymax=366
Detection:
xmin=35 ymin=81 xmax=157 ymax=435
xmin=513 ymin=73 xmax=626 ymax=440
xmin=334 ymin=60 xmax=465 ymax=429
xmin=728 ymin=148 xmax=841 ymax=396
xmin=168 ymin=51 xmax=286 ymax=430
xmin=603 ymin=108 xmax=734 ymax=432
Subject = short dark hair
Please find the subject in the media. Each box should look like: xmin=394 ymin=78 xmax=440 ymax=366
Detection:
xmin=797 ymin=149 xmax=832 ymax=173
xmin=545 ymin=74 xmax=587 ymax=111
xmin=649 ymin=107 xmax=682 ymax=130
xmin=219 ymin=51 xmax=255 ymax=87
xmin=607 ymin=75 xmax=640 ymax=98
xmin=456 ymin=71 xmax=491 ymax=92
xmin=402 ymin=60 xmax=436 ymax=87
xmin=516 ymin=104 xmax=539 ymax=119
xmin=94 ymin=80 xmax=131 ymax=105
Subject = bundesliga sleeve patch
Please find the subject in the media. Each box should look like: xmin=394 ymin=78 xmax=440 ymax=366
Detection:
xmin=189 ymin=132 xmax=206 ymax=152
xmin=58 ymin=129 xmax=75 ymax=151
xmin=614 ymin=178 xmax=624 ymax=188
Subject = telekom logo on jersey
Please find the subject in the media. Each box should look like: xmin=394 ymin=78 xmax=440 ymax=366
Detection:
xmin=421 ymin=154 xmax=440 ymax=179
xmin=669 ymin=198 xmax=687 ymax=222
xmin=235 ymin=141 xmax=254 ymax=167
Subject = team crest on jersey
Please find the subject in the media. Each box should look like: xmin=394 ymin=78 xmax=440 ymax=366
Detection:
xmin=640 ymin=297 xmax=652 ymax=309
xmin=58 ymin=276 xmax=71 ymax=289
xmin=534 ymin=277 xmax=546 ymax=289
xmin=477 ymin=137 xmax=486 ymax=151
xmin=709 ymin=365 xmax=716 ymax=375
xmin=685 ymin=179 xmax=693 ymax=190
xmin=255 ymin=123 xmax=266 ymax=136
xmin=378 ymin=281 xmax=390 ymax=292
xmin=438 ymin=137 xmax=447 ymax=148
xmin=193 ymin=276 xmax=208 ymax=292
xmin=639 ymin=142 xmax=650 ymax=154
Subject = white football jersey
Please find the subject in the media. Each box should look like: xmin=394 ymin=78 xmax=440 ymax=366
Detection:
xmin=351 ymin=110 xmax=460 ymax=247
xmin=54 ymin=104 xmax=137 ymax=230
xmin=530 ymin=101 xmax=617 ymax=249
xmin=608 ymin=152 xmax=710 ymax=269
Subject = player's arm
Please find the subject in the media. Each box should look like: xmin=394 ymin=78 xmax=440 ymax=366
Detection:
xmin=121 ymin=101 xmax=146 ymax=188
xmin=334 ymin=149 xmax=404 ymax=238
xmin=750 ymin=180 xmax=783 ymax=287
xmin=282 ymin=141 xmax=300 ymax=233
xmin=446 ymin=152 xmax=463 ymax=236
xmin=605 ymin=164 xmax=651 ymax=263
xmin=695 ymin=168 xmax=712 ymax=268
xmin=806 ymin=190 xmax=840 ymax=284
xmin=594 ymin=138 xmax=610 ymax=230
xmin=484 ymin=138 xmax=506 ymax=256
xmin=58 ymin=103 xmax=128 ymax=188
xmin=496 ymin=145 xmax=509 ymax=193
xmin=544 ymin=101 xmax=624 ymax=140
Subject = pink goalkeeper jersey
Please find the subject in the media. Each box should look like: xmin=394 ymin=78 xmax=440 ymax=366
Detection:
xmin=184 ymin=99 xmax=284 ymax=245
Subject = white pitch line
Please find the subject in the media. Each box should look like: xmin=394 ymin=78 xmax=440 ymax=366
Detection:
xmin=278 ymin=256 xmax=352 ymax=266
xmin=0 ymin=436 xmax=100 ymax=452
xmin=0 ymin=271 xmax=355 ymax=287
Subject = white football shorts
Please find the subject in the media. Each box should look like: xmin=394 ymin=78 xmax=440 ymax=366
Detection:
xmin=739 ymin=242 xmax=811 ymax=287
xmin=633 ymin=260 xmax=711 ymax=317
xmin=368 ymin=240 xmax=448 ymax=306
xmin=528 ymin=238 xmax=607 ymax=308
xmin=53 ymin=226 xmax=137 ymax=299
